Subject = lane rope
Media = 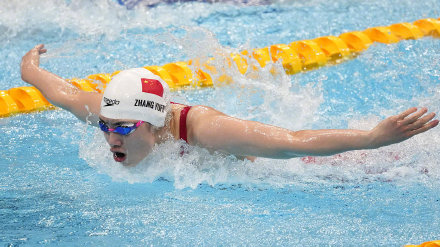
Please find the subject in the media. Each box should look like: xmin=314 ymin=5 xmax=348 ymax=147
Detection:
xmin=1 ymin=18 xmax=439 ymax=117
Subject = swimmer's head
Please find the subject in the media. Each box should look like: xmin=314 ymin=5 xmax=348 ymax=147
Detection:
xmin=99 ymin=68 xmax=171 ymax=166
xmin=100 ymin=68 xmax=171 ymax=127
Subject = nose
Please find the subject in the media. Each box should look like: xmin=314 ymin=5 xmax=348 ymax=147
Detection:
xmin=107 ymin=132 xmax=123 ymax=147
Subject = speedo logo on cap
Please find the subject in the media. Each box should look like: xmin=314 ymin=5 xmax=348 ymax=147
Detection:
xmin=103 ymin=97 xmax=120 ymax=107
xmin=141 ymin=78 xmax=163 ymax=97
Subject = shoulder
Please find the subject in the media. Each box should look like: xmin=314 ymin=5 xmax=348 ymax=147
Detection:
xmin=187 ymin=105 xmax=226 ymax=122
xmin=185 ymin=105 xmax=227 ymax=144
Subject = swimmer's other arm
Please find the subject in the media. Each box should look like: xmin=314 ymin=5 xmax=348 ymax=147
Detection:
xmin=21 ymin=44 xmax=102 ymax=125
xmin=188 ymin=106 xmax=438 ymax=159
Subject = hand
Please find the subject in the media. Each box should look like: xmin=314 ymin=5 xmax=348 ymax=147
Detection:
xmin=21 ymin=44 xmax=47 ymax=82
xmin=369 ymin=107 xmax=439 ymax=148
xmin=21 ymin=44 xmax=46 ymax=68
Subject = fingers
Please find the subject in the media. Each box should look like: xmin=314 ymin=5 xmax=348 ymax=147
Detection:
xmin=396 ymin=107 xmax=438 ymax=137
xmin=22 ymin=44 xmax=46 ymax=69
xmin=410 ymin=119 xmax=439 ymax=136
xmin=35 ymin=44 xmax=47 ymax=54
xmin=398 ymin=107 xmax=417 ymax=120
xmin=410 ymin=112 xmax=436 ymax=129
xmin=400 ymin=107 xmax=427 ymax=125
xmin=404 ymin=108 xmax=438 ymax=137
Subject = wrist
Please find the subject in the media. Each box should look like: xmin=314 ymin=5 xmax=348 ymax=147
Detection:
xmin=365 ymin=129 xmax=379 ymax=149
xmin=21 ymin=63 xmax=38 ymax=83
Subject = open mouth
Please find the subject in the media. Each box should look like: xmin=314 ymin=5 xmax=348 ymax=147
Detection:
xmin=113 ymin=152 xmax=127 ymax=162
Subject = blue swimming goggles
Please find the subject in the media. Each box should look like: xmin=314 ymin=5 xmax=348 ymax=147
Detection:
xmin=98 ymin=120 xmax=144 ymax=135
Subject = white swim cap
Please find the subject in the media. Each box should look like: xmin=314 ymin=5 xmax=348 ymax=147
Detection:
xmin=100 ymin=68 xmax=170 ymax=127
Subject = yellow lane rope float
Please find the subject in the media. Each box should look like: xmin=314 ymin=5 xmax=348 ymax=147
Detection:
xmin=1 ymin=18 xmax=440 ymax=117
xmin=405 ymin=240 xmax=440 ymax=247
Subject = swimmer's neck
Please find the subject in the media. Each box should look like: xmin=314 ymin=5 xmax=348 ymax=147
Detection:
xmin=153 ymin=104 xmax=182 ymax=144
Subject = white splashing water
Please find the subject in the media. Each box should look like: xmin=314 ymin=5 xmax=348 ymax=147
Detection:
xmin=0 ymin=0 xmax=222 ymax=39
xmin=79 ymin=122 xmax=440 ymax=189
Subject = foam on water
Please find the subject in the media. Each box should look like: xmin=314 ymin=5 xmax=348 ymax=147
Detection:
xmin=0 ymin=0 xmax=217 ymax=39
xmin=79 ymin=124 xmax=440 ymax=190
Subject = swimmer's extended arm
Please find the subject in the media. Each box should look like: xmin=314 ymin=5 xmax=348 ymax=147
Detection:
xmin=21 ymin=44 xmax=102 ymax=125
xmin=189 ymin=106 xmax=438 ymax=159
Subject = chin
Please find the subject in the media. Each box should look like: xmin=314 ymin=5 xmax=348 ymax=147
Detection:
xmin=122 ymin=162 xmax=137 ymax=167
xmin=119 ymin=150 xmax=151 ymax=167
xmin=121 ymin=158 xmax=139 ymax=167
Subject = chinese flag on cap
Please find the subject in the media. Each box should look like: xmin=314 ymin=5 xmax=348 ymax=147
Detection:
xmin=141 ymin=78 xmax=163 ymax=97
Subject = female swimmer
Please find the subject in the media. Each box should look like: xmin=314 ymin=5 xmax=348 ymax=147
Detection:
xmin=20 ymin=44 xmax=439 ymax=166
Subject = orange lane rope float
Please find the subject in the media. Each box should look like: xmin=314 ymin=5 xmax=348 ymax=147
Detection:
xmin=1 ymin=17 xmax=440 ymax=117
xmin=405 ymin=240 xmax=440 ymax=247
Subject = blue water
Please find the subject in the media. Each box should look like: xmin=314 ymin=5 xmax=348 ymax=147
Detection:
xmin=1 ymin=0 xmax=440 ymax=246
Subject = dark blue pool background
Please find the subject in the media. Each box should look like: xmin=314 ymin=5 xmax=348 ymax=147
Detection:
xmin=1 ymin=0 xmax=440 ymax=246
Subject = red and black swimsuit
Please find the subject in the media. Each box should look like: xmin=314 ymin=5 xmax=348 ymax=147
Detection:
xmin=171 ymin=102 xmax=191 ymax=143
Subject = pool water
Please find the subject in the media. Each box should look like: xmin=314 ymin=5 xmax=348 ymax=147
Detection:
xmin=1 ymin=0 xmax=440 ymax=246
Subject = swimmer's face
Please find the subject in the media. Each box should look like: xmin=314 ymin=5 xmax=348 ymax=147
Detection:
xmin=99 ymin=115 xmax=156 ymax=166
